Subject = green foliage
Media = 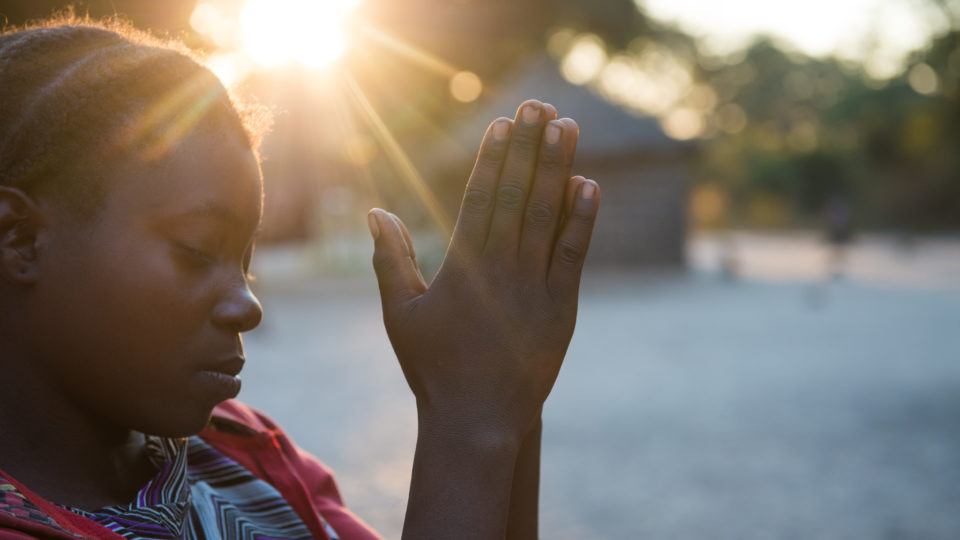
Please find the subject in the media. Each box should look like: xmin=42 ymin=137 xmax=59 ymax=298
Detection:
xmin=698 ymin=32 xmax=960 ymax=230
xmin=550 ymin=0 xmax=648 ymax=48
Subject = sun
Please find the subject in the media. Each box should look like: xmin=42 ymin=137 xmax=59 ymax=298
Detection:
xmin=191 ymin=0 xmax=360 ymax=76
xmin=240 ymin=0 xmax=359 ymax=69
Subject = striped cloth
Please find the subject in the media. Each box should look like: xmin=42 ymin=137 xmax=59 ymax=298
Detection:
xmin=62 ymin=435 xmax=339 ymax=540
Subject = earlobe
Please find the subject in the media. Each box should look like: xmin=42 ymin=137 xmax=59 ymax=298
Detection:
xmin=0 ymin=187 xmax=43 ymax=285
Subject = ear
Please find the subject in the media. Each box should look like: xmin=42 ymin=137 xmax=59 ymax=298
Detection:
xmin=0 ymin=187 xmax=44 ymax=285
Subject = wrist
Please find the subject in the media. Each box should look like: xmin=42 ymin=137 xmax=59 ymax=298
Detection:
xmin=404 ymin=409 xmax=521 ymax=539
xmin=416 ymin=407 xmax=523 ymax=458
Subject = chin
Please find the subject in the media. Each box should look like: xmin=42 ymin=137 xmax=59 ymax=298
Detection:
xmin=132 ymin=399 xmax=218 ymax=438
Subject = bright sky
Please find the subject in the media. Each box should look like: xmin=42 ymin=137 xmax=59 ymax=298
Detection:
xmin=641 ymin=0 xmax=948 ymax=76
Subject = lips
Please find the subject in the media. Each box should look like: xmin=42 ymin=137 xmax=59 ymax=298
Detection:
xmin=193 ymin=356 xmax=245 ymax=400
xmin=201 ymin=356 xmax=245 ymax=377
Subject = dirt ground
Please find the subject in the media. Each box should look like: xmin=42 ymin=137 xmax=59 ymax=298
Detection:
xmin=239 ymin=233 xmax=960 ymax=539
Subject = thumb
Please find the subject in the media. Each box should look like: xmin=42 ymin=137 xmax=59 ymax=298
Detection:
xmin=368 ymin=209 xmax=426 ymax=310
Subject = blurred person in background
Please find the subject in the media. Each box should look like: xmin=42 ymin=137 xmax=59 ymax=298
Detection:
xmin=823 ymin=194 xmax=854 ymax=279
xmin=0 ymin=13 xmax=598 ymax=540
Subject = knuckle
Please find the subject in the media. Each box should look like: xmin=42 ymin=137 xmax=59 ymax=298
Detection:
xmin=556 ymin=239 xmax=584 ymax=265
xmin=525 ymin=200 xmax=555 ymax=227
xmin=537 ymin=155 xmax=565 ymax=177
xmin=476 ymin=143 xmax=504 ymax=167
xmin=510 ymin=133 xmax=540 ymax=153
xmin=496 ymin=183 xmax=526 ymax=211
xmin=540 ymin=140 xmax=564 ymax=161
xmin=570 ymin=207 xmax=597 ymax=225
xmin=462 ymin=186 xmax=494 ymax=213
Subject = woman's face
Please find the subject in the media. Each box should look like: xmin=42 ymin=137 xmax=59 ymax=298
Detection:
xmin=29 ymin=126 xmax=264 ymax=437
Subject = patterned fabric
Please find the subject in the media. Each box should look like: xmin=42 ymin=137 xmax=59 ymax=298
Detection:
xmin=62 ymin=437 xmax=191 ymax=538
xmin=59 ymin=435 xmax=338 ymax=540
xmin=1 ymin=480 xmax=79 ymax=537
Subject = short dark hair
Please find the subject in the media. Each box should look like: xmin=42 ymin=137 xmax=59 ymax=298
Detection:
xmin=0 ymin=12 xmax=271 ymax=216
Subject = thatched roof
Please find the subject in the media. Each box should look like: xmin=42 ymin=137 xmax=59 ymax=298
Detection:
xmin=419 ymin=54 xmax=685 ymax=175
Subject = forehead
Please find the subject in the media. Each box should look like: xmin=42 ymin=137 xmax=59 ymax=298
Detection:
xmin=102 ymin=127 xmax=263 ymax=230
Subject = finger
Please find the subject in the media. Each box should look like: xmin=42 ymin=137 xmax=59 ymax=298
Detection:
xmin=369 ymin=209 xmax=427 ymax=310
xmin=485 ymin=99 xmax=548 ymax=258
xmin=562 ymin=176 xmax=585 ymax=224
xmin=543 ymin=103 xmax=558 ymax=121
xmin=450 ymin=118 xmax=513 ymax=256
xmin=519 ymin=117 xmax=580 ymax=274
xmin=547 ymin=180 xmax=600 ymax=302
xmin=388 ymin=211 xmax=426 ymax=284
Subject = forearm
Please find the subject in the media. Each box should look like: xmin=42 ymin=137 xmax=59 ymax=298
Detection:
xmin=402 ymin=412 xmax=521 ymax=539
xmin=506 ymin=415 xmax=542 ymax=540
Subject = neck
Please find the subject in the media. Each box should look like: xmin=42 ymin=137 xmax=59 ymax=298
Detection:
xmin=0 ymin=337 xmax=156 ymax=511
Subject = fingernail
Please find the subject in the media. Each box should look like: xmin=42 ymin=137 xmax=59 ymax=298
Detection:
xmin=522 ymin=104 xmax=540 ymax=125
xmin=544 ymin=122 xmax=561 ymax=145
xmin=580 ymin=181 xmax=596 ymax=200
xmin=367 ymin=211 xmax=380 ymax=239
xmin=493 ymin=119 xmax=510 ymax=141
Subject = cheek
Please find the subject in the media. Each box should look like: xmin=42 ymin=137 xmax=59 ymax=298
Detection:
xmin=115 ymin=246 xmax=217 ymax=355
xmin=39 ymin=236 xmax=213 ymax=379
xmin=33 ymin=235 xmax=222 ymax=434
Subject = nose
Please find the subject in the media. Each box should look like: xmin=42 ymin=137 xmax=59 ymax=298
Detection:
xmin=212 ymin=281 xmax=263 ymax=333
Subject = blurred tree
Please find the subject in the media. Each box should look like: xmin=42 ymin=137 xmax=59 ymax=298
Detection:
xmin=695 ymin=28 xmax=960 ymax=231
xmin=551 ymin=0 xmax=647 ymax=48
xmin=363 ymin=0 xmax=647 ymax=76
xmin=928 ymin=0 xmax=960 ymax=29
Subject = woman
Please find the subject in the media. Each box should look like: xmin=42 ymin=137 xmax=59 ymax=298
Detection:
xmin=0 ymin=14 xmax=599 ymax=539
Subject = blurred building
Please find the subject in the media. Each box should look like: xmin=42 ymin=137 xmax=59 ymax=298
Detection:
xmin=426 ymin=55 xmax=694 ymax=267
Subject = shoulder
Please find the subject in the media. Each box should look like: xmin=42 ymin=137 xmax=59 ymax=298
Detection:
xmin=208 ymin=398 xmax=279 ymax=432
xmin=199 ymin=400 xmax=382 ymax=540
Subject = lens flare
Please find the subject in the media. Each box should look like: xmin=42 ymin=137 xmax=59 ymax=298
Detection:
xmin=190 ymin=0 xmax=362 ymax=77
xmin=449 ymin=71 xmax=483 ymax=103
xmin=238 ymin=0 xmax=359 ymax=69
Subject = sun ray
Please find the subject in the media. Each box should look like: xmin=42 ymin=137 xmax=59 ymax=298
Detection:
xmin=358 ymin=24 xmax=460 ymax=79
xmin=329 ymin=76 xmax=384 ymax=207
xmin=357 ymin=64 xmax=474 ymax=157
xmin=345 ymin=75 xmax=521 ymax=345
xmin=118 ymin=71 xmax=225 ymax=161
xmin=344 ymin=74 xmax=452 ymax=236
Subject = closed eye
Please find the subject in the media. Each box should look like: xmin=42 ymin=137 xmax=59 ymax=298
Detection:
xmin=177 ymin=243 xmax=215 ymax=266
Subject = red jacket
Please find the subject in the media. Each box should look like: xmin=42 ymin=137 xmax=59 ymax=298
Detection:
xmin=0 ymin=400 xmax=382 ymax=539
